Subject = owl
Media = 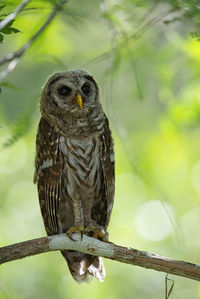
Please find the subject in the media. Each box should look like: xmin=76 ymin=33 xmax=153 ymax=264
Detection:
xmin=34 ymin=70 xmax=115 ymax=283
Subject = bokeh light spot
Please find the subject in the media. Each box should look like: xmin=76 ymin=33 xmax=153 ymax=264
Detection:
xmin=134 ymin=200 xmax=174 ymax=241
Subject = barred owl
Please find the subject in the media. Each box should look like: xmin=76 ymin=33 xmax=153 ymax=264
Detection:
xmin=34 ymin=70 xmax=115 ymax=283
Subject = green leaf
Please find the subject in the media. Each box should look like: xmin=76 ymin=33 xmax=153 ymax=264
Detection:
xmin=0 ymin=19 xmax=20 ymax=35
xmin=1 ymin=26 xmax=20 ymax=34
xmin=0 ymin=81 xmax=23 ymax=91
xmin=9 ymin=27 xmax=20 ymax=33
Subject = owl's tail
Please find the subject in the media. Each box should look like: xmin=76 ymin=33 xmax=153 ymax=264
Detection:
xmin=61 ymin=250 xmax=105 ymax=283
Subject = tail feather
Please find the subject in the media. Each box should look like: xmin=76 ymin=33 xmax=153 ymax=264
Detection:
xmin=88 ymin=256 xmax=105 ymax=282
xmin=61 ymin=250 xmax=105 ymax=283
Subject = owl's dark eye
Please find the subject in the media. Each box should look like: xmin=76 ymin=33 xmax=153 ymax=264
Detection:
xmin=82 ymin=83 xmax=91 ymax=95
xmin=58 ymin=86 xmax=72 ymax=96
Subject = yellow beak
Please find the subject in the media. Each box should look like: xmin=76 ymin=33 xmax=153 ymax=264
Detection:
xmin=75 ymin=93 xmax=83 ymax=109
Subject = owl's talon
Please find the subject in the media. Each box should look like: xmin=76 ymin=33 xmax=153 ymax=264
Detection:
xmin=66 ymin=225 xmax=84 ymax=241
xmin=85 ymin=224 xmax=108 ymax=242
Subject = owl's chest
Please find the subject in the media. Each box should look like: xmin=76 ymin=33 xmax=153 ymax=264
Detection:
xmin=59 ymin=135 xmax=101 ymax=197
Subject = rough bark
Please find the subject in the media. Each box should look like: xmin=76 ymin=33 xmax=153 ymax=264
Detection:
xmin=0 ymin=233 xmax=200 ymax=282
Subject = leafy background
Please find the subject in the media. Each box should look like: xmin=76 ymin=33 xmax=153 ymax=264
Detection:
xmin=1 ymin=0 xmax=200 ymax=298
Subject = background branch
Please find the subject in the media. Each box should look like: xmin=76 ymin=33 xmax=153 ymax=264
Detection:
xmin=0 ymin=0 xmax=67 ymax=82
xmin=1 ymin=233 xmax=200 ymax=282
xmin=0 ymin=0 xmax=31 ymax=31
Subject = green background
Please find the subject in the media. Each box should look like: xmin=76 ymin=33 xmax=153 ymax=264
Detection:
xmin=1 ymin=0 xmax=200 ymax=298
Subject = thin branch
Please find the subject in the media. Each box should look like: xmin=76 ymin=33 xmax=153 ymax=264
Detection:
xmin=165 ymin=273 xmax=174 ymax=299
xmin=1 ymin=233 xmax=200 ymax=282
xmin=0 ymin=0 xmax=67 ymax=82
xmin=0 ymin=0 xmax=31 ymax=31
xmin=81 ymin=9 xmax=170 ymax=69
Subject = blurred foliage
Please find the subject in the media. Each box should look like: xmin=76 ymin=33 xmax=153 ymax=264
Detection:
xmin=0 ymin=18 xmax=20 ymax=44
xmin=0 ymin=3 xmax=20 ymax=44
xmin=1 ymin=0 xmax=200 ymax=298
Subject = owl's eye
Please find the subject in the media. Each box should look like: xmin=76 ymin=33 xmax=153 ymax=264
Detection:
xmin=82 ymin=83 xmax=91 ymax=95
xmin=58 ymin=86 xmax=72 ymax=96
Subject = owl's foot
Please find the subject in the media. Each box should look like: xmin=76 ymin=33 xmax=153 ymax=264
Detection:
xmin=66 ymin=225 xmax=84 ymax=241
xmin=85 ymin=224 xmax=108 ymax=242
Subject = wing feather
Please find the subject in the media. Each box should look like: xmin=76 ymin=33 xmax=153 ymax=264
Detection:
xmin=92 ymin=115 xmax=115 ymax=228
xmin=101 ymin=116 xmax=115 ymax=227
xmin=34 ymin=117 xmax=61 ymax=235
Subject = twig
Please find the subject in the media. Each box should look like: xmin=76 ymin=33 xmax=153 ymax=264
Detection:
xmin=165 ymin=273 xmax=175 ymax=299
xmin=81 ymin=9 xmax=170 ymax=69
xmin=0 ymin=0 xmax=67 ymax=82
xmin=1 ymin=233 xmax=200 ymax=282
xmin=0 ymin=0 xmax=31 ymax=31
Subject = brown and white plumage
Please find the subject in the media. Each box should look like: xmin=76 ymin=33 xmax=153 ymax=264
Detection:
xmin=34 ymin=70 xmax=115 ymax=283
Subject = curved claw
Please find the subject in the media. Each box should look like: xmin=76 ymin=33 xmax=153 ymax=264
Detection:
xmin=85 ymin=224 xmax=108 ymax=242
xmin=66 ymin=225 xmax=84 ymax=241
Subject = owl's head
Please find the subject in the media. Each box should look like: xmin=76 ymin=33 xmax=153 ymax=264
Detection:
xmin=40 ymin=70 xmax=104 ymax=136
xmin=41 ymin=70 xmax=99 ymax=111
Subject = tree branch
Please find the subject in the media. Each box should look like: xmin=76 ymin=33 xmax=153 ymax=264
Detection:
xmin=1 ymin=233 xmax=200 ymax=282
xmin=0 ymin=0 xmax=31 ymax=31
xmin=81 ymin=9 xmax=170 ymax=69
xmin=0 ymin=0 xmax=68 ymax=82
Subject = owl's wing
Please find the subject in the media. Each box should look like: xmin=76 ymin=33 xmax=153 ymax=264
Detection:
xmin=93 ymin=115 xmax=115 ymax=228
xmin=34 ymin=117 xmax=61 ymax=235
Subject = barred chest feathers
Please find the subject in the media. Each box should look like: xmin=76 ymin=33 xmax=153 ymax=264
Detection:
xmin=59 ymin=134 xmax=102 ymax=200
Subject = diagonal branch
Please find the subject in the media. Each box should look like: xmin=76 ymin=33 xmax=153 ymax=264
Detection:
xmin=1 ymin=233 xmax=200 ymax=282
xmin=0 ymin=0 xmax=31 ymax=31
xmin=0 ymin=0 xmax=68 ymax=82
